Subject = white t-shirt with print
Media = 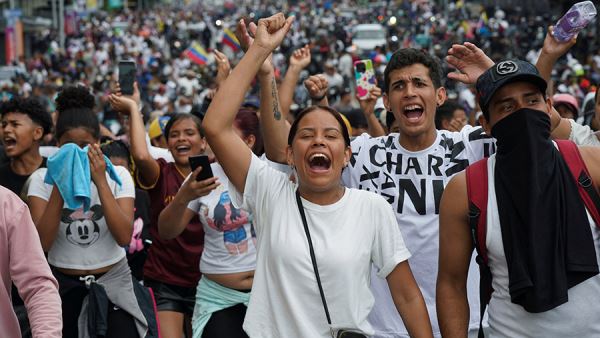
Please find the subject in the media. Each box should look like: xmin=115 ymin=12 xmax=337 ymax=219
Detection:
xmin=342 ymin=126 xmax=494 ymax=337
xmin=28 ymin=166 xmax=135 ymax=270
xmin=188 ymin=162 xmax=257 ymax=274
xmin=231 ymin=154 xmax=411 ymax=338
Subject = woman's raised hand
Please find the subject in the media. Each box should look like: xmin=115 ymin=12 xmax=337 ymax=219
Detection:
xmin=110 ymin=81 xmax=140 ymax=115
xmin=179 ymin=167 xmax=220 ymax=202
xmin=290 ymin=45 xmax=311 ymax=69
xmin=253 ymin=13 xmax=294 ymax=53
xmin=213 ymin=50 xmax=231 ymax=87
xmin=108 ymin=92 xmax=137 ymax=116
xmin=304 ymin=74 xmax=329 ymax=99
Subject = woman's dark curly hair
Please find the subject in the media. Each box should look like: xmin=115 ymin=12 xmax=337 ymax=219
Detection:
xmin=55 ymin=85 xmax=95 ymax=114
xmin=56 ymin=107 xmax=100 ymax=141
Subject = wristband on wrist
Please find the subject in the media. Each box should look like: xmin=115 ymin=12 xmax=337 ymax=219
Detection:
xmin=310 ymin=94 xmax=326 ymax=101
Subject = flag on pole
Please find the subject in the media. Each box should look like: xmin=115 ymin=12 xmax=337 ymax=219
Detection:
xmin=184 ymin=42 xmax=209 ymax=65
xmin=222 ymin=28 xmax=241 ymax=51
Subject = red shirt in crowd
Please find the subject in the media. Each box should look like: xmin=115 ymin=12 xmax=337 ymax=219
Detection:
xmin=140 ymin=158 xmax=204 ymax=288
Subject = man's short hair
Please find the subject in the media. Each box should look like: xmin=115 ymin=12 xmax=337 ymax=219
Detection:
xmin=383 ymin=48 xmax=443 ymax=93
xmin=435 ymin=101 xmax=461 ymax=129
xmin=0 ymin=97 xmax=52 ymax=135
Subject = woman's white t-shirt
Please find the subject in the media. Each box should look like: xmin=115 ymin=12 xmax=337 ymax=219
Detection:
xmin=231 ymin=154 xmax=411 ymax=338
xmin=28 ymin=166 xmax=135 ymax=270
xmin=187 ymin=162 xmax=257 ymax=274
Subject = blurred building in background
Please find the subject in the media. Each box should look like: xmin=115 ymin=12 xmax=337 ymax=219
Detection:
xmin=0 ymin=0 xmax=169 ymax=64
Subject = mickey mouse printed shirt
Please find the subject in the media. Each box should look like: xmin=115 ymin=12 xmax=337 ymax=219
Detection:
xmin=28 ymin=166 xmax=135 ymax=270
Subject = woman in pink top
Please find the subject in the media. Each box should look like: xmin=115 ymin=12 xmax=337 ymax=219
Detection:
xmin=0 ymin=185 xmax=62 ymax=337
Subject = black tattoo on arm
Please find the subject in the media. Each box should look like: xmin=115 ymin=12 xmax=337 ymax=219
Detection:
xmin=271 ymin=76 xmax=281 ymax=120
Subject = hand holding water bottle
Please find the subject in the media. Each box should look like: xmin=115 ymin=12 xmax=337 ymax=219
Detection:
xmin=553 ymin=1 xmax=597 ymax=42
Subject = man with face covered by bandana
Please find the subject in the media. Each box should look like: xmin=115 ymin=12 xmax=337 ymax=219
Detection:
xmin=436 ymin=59 xmax=600 ymax=338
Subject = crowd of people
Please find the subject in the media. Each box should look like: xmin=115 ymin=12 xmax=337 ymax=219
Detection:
xmin=6 ymin=0 xmax=599 ymax=138
xmin=1 ymin=1 xmax=600 ymax=338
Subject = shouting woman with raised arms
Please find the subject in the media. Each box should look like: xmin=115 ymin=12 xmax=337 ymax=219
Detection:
xmin=202 ymin=13 xmax=433 ymax=338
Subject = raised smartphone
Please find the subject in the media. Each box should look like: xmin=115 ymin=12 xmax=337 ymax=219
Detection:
xmin=118 ymin=60 xmax=136 ymax=95
xmin=188 ymin=155 xmax=214 ymax=181
xmin=354 ymin=59 xmax=376 ymax=100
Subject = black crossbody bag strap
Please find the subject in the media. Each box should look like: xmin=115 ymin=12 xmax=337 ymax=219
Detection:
xmin=295 ymin=190 xmax=333 ymax=327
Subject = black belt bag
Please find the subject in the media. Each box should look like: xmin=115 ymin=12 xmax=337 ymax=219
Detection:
xmin=295 ymin=190 xmax=368 ymax=338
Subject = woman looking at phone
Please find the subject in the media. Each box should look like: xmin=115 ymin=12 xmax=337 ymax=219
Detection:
xmin=109 ymin=85 xmax=219 ymax=338
xmin=157 ymin=108 xmax=266 ymax=338
xmin=202 ymin=13 xmax=433 ymax=338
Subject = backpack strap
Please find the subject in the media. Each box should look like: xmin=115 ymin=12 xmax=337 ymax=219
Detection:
xmin=465 ymin=158 xmax=492 ymax=338
xmin=555 ymin=140 xmax=600 ymax=227
xmin=466 ymin=159 xmax=489 ymax=264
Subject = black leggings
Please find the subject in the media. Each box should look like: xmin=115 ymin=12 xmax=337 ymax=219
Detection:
xmin=55 ymin=270 xmax=138 ymax=338
xmin=202 ymin=303 xmax=248 ymax=338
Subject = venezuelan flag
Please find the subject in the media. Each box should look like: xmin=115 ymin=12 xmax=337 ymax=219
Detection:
xmin=184 ymin=42 xmax=209 ymax=65
xmin=222 ymin=28 xmax=241 ymax=51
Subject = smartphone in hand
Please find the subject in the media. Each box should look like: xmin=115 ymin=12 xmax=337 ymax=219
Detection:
xmin=188 ymin=155 xmax=214 ymax=181
xmin=118 ymin=60 xmax=136 ymax=95
xmin=354 ymin=59 xmax=376 ymax=100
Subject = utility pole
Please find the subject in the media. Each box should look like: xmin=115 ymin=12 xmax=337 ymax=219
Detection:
xmin=52 ymin=0 xmax=57 ymax=29
xmin=59 ymin=0 xmax=65 ymax=50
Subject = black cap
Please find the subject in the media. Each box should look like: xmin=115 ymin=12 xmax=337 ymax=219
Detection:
xmin=476 ymin=59 xmax=547 ymax=115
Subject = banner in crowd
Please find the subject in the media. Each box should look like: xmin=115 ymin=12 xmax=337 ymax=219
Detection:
xmin=3 ymin=9 xmax=23 ymax=65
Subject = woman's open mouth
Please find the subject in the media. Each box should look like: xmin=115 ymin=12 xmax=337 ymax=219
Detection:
xmin=175 ymin=145 xmax=191 ymax=155
xmin=308 ymin=153 xmax=331 ymax=172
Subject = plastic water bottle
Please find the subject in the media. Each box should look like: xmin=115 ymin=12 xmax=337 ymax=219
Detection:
xmin=553 ymin=1 xmax=597 ymax=42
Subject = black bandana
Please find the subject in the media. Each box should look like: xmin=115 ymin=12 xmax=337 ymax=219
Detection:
xmin=492 ymin=108 xmax=598 ymax=313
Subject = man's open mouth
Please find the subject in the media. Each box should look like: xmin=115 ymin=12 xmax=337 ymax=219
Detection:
xmin=403 ymin=104 xmax=424 ymax=122
xmin=3 ymin=137 xmax=16 ymax=149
